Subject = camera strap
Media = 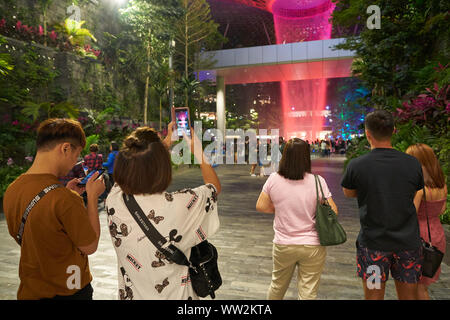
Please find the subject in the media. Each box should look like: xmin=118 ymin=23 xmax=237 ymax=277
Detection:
xmin=122 ymin=193 xmax=191 ymax=267
xmin=17 ymin=184 xmax=63 ymax=246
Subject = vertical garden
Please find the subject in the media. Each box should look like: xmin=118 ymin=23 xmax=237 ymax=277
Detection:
xmin=0 ymin=0 xmax=225 ymax=201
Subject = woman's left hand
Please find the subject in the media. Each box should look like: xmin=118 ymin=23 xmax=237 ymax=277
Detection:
xmin=163 ymin=121 xmax=176 ymax=148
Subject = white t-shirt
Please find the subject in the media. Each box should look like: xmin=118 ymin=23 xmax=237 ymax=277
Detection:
xmin=105 ymin=183 xmax=219 ymax=300
xmin=262 ymin=172 xmax=331 ymax=245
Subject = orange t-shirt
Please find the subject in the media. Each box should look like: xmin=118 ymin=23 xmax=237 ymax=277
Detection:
xmin=3 ymin=173 xmax=97 ymax=299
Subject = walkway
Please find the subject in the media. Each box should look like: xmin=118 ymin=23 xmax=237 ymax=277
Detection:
xmin=0 ymin=157 xmax=449 ymax=299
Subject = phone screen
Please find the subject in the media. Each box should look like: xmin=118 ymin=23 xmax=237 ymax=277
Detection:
xmin=78 ymin=169 xmax=105 ymax=186
xmin=174 ymin=109 xmax=191 ymax=137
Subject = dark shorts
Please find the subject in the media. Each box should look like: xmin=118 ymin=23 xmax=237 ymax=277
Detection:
xmin=356 ymin=242 xmax=423 ymax=284
xmin=41 ymin=283 xmax=93 ymax=300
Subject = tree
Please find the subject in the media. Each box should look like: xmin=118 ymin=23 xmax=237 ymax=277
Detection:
xmin=174 ymin=0 xmax=225 ymax=111
xmin=151 ymin=60 xmax=173 ymax=130
xmin=38 ymin=0 xmax=52 ymax=46
xmin=332 ymin=0 xmax=450 ymax=109
xmin=120 ymin=0 xmax=180 ymax=125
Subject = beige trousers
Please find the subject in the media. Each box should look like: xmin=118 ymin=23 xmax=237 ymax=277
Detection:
xmin=267 ymin=243 xmax=327 ymax=300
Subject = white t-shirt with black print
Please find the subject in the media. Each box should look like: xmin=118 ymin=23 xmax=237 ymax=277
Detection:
xmin=105 ymin=183 xmax=219 ymax=300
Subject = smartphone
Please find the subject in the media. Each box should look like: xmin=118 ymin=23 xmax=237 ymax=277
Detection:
xmin=77 ymin=169 xmax=105 ymax=187
xmin=172 ymin=107 xmax=191 ymax=138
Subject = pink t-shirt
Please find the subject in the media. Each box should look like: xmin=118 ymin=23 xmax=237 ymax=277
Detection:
xmin=262 ymin=172 xmax=332 ymax=245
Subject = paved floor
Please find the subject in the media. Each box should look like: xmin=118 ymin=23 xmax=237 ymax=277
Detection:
xmin=1 ymin=156 xmax=449 ymax=300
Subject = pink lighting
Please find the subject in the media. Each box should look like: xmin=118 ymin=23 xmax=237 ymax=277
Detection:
xmin=271 ymin=0 xmax=335 ymax=140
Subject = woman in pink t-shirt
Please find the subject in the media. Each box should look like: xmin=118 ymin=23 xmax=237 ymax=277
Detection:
xmin=256 ymin=138 xmax=338 ymax=300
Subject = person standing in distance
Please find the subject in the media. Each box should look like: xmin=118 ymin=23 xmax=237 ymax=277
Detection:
xmin=103 ymin=141 xmax=119 ymax=186
xmin=3 ymin=118 xmax=105 ymax=300
xmin=341 ymin=110 xmax=424 ymax=300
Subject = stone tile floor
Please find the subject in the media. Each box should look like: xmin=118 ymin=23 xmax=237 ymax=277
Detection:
xmin=1 ymin=156 xmax=449 ymax=300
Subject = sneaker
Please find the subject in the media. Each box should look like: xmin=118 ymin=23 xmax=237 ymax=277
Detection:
xmin=250 ymin=173 xmax=256 ymax=177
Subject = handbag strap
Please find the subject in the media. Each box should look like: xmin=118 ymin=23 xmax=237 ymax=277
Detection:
xmin=422 ymin=187 xmax=432 ymax=245
xmin=17 ymin=184 xmax=63 ymax=245
xmin=314 ymin=175 xmax=326 ymax=201
xmin=122 ymin=193 xmax=192 ymax=268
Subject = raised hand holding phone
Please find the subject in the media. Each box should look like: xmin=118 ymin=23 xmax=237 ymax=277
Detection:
xmin=85 ymin=171 xmax=106 ymax=200
xmin=172 ymin=107 xmax=191 ymax=138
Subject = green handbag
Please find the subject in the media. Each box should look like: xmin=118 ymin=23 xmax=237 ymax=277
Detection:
xmin=314 ymin=175 xmax=347 ymax=246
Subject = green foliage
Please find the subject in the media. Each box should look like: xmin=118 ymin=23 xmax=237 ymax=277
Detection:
xmin=21 ymin=101 xmax=79 ymax=121
xmin=0 ymin=116 xmax=36 ymax=166
xmin=0 ymin=36 xmax=14 ymax=78
xmin=0 ymin=164 xmax=30 ymax=199
xmin=82 ymin=134 xmax=99 ymax=157
xmin=59 ymin=18 xmax=97 ymax=46
xmin=440 ymin=193 xmax=450 ymax=225
xmin=343 ymin=135 xmax=371 ymax=169
xmin=0 ymin=46 xmax=58 ymax=107
xmin=332 ymin=0 xmax=450 ymax=108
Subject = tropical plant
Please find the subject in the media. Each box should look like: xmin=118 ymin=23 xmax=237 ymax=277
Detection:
xmin=0 ymin=36 xmax=13 ymax=78
xmin=332 ymin=0 xmax=450 ymax=109
xmin=395 ymin=82 xmax=449 ymax=135
xmin=151 ymin=60 xmax=173 ymax=130
xmin=21 ymin=101 xmax=79 ymax=121
xmin=58 ymin=18 xmax=97 ymax=47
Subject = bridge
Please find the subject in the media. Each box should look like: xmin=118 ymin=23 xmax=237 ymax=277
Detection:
xmin=198 ymin=38 xmax=355 ymax=136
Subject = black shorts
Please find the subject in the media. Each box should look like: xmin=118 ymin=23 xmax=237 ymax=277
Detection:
xmin=42 ymin=283 xmax=93 ymax=300
xmin=356 ymin=242 xmax=423 ymax=284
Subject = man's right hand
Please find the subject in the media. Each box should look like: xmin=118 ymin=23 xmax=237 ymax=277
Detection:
xmin=86 ymin=171 xmax=106 ymax=200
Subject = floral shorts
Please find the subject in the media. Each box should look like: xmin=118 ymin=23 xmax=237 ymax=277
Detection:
xmin=356 ymin=242 xmax=423 ymax=284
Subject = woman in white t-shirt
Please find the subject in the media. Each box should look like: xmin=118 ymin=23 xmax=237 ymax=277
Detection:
xmin=256 ymin=138 xmax=338 ymax=300
xmin=106 ymin=124 xmax=221 ymax=300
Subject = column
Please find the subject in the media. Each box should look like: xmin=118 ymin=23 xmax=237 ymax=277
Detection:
xmin=216 ymin=75 xmax=226 ymax=138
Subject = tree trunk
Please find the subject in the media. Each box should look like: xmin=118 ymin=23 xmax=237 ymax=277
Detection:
xmin=43 ymin=9 xmax=47 ymax=47
xmin=159 ymin=97 xmax=162 ymax=131
xmin=144 ymin=34 xmax=151 ymax=125
xmin=185 ymin=7 xmax=189 ymax=108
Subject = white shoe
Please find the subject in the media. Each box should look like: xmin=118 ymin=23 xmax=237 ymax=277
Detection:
xmin=250 ymin=173 xmax=256 ymax=177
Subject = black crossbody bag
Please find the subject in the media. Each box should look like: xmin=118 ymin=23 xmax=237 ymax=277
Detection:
xmin=122 ymin=193 xmax=222 ymax=299
xmin=421 ymin=188 xmax=444 ymax=278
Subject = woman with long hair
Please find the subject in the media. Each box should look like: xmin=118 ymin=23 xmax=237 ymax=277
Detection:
xmin=106 ymin=123 xmax=221 ymax=300
xmin=405 ymin=143 xmax=447 ymax=300
xmin=256 ymin=138 xmax=338 ymax=300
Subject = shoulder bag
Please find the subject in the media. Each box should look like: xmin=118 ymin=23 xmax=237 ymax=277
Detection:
xmin=122 ymin=193 xmax=222 ymax=299
xmin=314 ymin=175 xmax=347 ymax=246
xmin=421 ymin=187 xmax=444 ymax=278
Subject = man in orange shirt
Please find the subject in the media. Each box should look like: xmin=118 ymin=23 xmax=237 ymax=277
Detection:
xmin=3 ymin=118 xmax=105 ymax=300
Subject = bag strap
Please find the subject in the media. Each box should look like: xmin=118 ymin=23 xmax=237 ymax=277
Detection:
xmin=314 ymin=175 xmax=326 ymax=201
xmin=17 ymin=184 xmax=63 ymax=245
xmin=122 ymin=193 xmax=192 ymax=267
xmin=423 ymin=187 xmax=432 ymax=245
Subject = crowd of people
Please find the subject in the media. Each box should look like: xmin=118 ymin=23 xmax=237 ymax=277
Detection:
xmin=308 ymin=138 xmax=350 ymax=157
xmin=2 ymin=109 xmax=447 ymax=301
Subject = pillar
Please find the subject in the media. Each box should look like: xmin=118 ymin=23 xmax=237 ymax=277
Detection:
xmin=216 ymin=75 xmax=226 ymax=138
